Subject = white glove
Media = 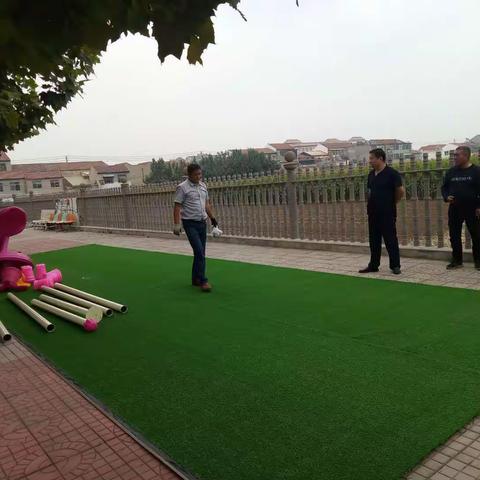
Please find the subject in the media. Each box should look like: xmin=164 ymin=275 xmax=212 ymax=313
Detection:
xmin=212 ymin=226 xmax=223 ymax=238
xmin=173 ymin=224 xmax=182 ymax=236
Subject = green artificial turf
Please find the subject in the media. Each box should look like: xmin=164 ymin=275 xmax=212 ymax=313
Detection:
xmin=2 ymin=244 xmax=480 ymax=480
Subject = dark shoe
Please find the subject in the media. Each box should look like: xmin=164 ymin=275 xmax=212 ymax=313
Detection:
xmin=475 ymin=264 xmax=480 ymax=271
xmin=391 ymin=267 xmax=401 ymax=275
xmin=446 ymin=262 xmax=463 ymax=270
xmin=192 ymin=279 xmax=201 ymax=287
xmin=200 ymin=282 xmax=212 ymax=293
xmin=358 ymin=266 xmax=379 ymax=274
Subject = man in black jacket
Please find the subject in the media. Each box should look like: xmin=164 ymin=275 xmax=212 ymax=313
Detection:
xmin=359 ymin=148 xmax=405 ymax=275
xmin=442 ymin=146 xmax=480 ymax=270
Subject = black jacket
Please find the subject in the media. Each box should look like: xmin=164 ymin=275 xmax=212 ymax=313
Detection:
xmin=441 ymin=165 xmax=480 ymax=208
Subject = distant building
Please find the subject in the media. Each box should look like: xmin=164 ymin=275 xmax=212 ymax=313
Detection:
xmin=368 ymin=139 xmax=412 ymax=161
xmin=322 ymin=139 xmax=353 ymax=163
xmin=92 ymin=163 xmax=129 ymax=186
xmin=0 ymin=152 xmax=152 ymax=197
xmin=269 ymin=142 xmax=297 ymax=157
xmin=470 ymin=134 xmax=480 ymax=146
xmin=419 ymin=144 xmax=447 ymax=160
xmin=442 ymin=142 xmax=479 ymax=157
xmin=269 ymin=140 xmax=329 ymax=166
xmin=269 ymin=137 xmax=413 ymax=165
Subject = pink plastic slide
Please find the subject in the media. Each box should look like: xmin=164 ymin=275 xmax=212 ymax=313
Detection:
xmin=0 ymin=207 xmax=33 ymax=292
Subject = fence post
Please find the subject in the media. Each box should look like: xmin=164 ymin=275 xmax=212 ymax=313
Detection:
xmin=435 ymin=151 xmax=445 ymax=248
xmin=410 ymin=155 xmax=420 ymax=247
xmin=79 ymin=187 xmax=87 ymax=226
xmin=422 ymin=153 xmax=432 ymax=247
xmin=283 ymin=151 xmax=299 ymax=239
xmin=121 ymin=183 xmax=132 ymax=229
xmin=29 ymin=191 xmax=34 ymax=221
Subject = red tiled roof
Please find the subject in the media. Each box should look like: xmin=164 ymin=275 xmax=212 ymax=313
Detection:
xmin=25 ymin=172 xmax=63 ymax=180
xmin=0 ymin=171 xmax=26 ymax=180
xmin=0 ymin=170 xmax=64 ymax=181
xmin=419 ymin=144 xmax=446 ymax=152
xmin=369 ymin=139 xmax=407 ymax=145
xmin=269 ymin=143 xmax=294 ymax=151
xmin=294 ymin=142 xmax=321 ymax=147
xmin=323 ymin=141 xmax=353 ymax=149
xmin=95 ymin=163 xmax=130 ymax=174
xmin=12 ymin=161 xmax=107 ymax=173
xmin=0 ymin=151 xmax=10 ymax=162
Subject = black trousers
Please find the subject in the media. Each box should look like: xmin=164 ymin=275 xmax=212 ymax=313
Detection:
xmin=448 ymin=204 xmax=480 ymax=265
xmin=368 ymin=213 xmax=400 ymax=269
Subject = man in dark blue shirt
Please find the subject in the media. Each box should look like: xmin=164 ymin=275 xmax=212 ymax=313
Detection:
xmin=441 ymin=146 xmax=480 ymax=270
xmin=359 ymin=148 xmax=405 ymax=275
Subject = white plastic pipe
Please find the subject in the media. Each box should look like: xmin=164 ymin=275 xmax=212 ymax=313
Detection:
xmin=0 ymin=320 xmax=12 ymax=342
xmin=54 ymin=283 xmax=128 ymax=313
xmin=39 ymin=295 xmax=104 ymax=324
xmin=41 ymin=286 xmax=113 ymax=317
xmin=31 ymin=299 xmax=98 ymax=332
xmin=7 ymin=293 xmax=55 ymax=332
xmin=40 ymin=294 xmax=88 ymax=315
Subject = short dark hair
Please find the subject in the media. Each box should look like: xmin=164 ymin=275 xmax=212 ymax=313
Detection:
xmin=456 ymin=146 xmax=471 ymax=158
xmin=187 ymin=163 xmax=202 ymax=175
xmin=369 ymin=148 xmax=386 ymax=162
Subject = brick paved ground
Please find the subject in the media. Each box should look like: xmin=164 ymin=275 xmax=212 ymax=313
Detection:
xmin=4 ymin=228 xmax=480 ymax=479
xmin=0 ymin=339 xmax=183 ymax=480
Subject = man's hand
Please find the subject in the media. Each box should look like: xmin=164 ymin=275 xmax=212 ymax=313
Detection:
xmin=476 ymin=208 xmax=480 ymax=219
xmin=173 ymin=224 xmax=182 ymax=236
xmin=447 ymin=195 xmax=455 ymax=204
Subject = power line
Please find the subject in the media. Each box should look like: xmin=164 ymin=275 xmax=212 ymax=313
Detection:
xmin=10 ymin=151 xmax=220 ymax=164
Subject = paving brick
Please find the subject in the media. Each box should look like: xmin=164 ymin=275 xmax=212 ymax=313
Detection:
xmin=457 ymin=453 xmax=475 ymax=465
xmin=463 ymin=465 xmax=480 ymax=478
xmin=454 ymin=472 xmax=475 ymax=480
xmin=432 ymin=452 xmax=452 ymax=465
xmin=440 ymin=465 xmax=460 ymax=477
xmin=426 ymin=459 xmax=445 ymax=471
xmin=431 ymin=473 xmax=452 ymax=480
xmin=25 ymin=464 xmax=64 ymax=480
xmin=449 ymin=459 xmax=468 ymax=471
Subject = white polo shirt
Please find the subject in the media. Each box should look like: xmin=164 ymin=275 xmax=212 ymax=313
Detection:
xmin=174 ymin=179 xmax=209 ymax=221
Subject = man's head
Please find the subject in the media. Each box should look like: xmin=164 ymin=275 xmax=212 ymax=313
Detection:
xmin=454 ymin=146 xmax=471 ymax=168
xmin=369 ymin=148 xmax=386 ymax=169
xmin=187 ymin=163 xmax=202 ymax=183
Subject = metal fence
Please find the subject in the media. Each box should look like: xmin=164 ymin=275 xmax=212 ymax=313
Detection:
xmin=7 ymin=153 xmax=471 ymax=251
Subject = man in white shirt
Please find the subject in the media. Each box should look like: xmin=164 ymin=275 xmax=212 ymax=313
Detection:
xmin=173 ymin=164 xmax=218 ymax=292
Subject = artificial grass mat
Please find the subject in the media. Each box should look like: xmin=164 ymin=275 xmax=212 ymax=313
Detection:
xmin=2 ymin=244 xmax=480 ymax=480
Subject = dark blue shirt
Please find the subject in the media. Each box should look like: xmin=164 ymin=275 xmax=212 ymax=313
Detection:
xmin=367 ymin=166 xmax=403 ymax=216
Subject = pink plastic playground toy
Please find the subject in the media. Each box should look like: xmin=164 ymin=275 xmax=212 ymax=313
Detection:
xmin=33 ymin=268 xmax=63 ymax=290
xmin=0 ymin=207 xmax=33 ymax=292
xmin=21 ymin=265 xmax=36 ymax=283
xmin=35 ymin=263 xmax=47 ymax=279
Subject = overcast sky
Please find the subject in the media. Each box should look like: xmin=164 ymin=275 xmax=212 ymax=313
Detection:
xmin=10 ymin=0 xmax=480 ymax=163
